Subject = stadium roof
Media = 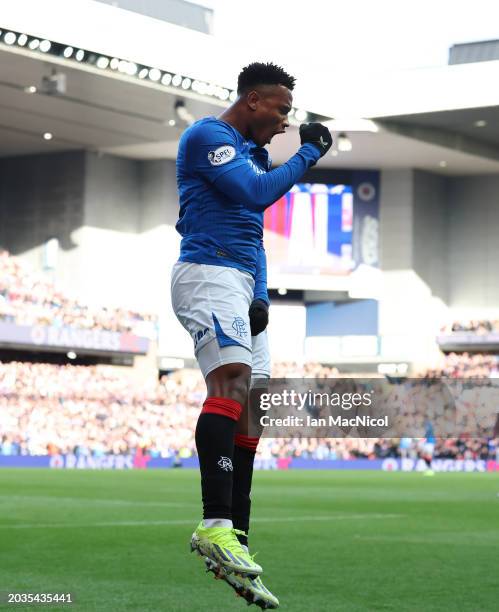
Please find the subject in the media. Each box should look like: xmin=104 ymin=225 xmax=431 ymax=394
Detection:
xmin=1 ymin=0 xmax=499 ymax=174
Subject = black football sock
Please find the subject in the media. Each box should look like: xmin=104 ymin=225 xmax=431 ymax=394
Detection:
xmin=195 ymin=398 xmax=242 ymax=520
xmin=232 ymin=434 xmax=259 ymax=546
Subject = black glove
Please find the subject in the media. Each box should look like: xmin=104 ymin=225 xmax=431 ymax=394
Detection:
xmin=248 ymin=299 xmax=269 ymax=336
xmin=299 ymin=123 xmax=333 ymax=157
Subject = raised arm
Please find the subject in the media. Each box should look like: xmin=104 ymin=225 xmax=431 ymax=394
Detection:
xmin=214 ymin=144 xmax=320 ymax=211
xmin=187 ymin=121 xmax=332 ymax=212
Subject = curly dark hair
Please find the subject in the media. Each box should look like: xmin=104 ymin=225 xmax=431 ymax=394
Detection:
xmin=237 ymin=62 xmax=296 ymax=94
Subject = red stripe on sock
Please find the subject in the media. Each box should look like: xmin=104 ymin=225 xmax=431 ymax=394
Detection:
xmin=202 ymin=397 xmax=243 ymax=422
xmin=234 ymin=434 xmax=259 ymax=452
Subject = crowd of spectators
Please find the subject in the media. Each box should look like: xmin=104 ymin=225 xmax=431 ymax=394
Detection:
xmin=0 ymin=361 xmax=199 ymax=458
xmin=420 ymin=352 xmax=499 ymax=378
xmin=0 ymin=249 xmax=157 ymax=336
xmin=441 ymin=319 xmax=499 ymax=334
xmin=257 ymin=436 xmax=496 ymax=463
xmin=1 ymin=357 xmax=497 ymax=462
xmin=2 ymin=249 xmax=497 ymax=464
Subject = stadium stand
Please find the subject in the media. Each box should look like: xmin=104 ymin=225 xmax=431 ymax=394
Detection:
xmin=1 ymin=358 xmax=497 ymax=461
xmin=442 ymin=320 xmax=499 ymax=334
xmin=420 ymin=352 xmax=499 ymax=378
xmin=0 ymin=249 xmax=157 ymax=337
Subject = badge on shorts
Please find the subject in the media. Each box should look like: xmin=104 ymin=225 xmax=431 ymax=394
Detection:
xmin=232 ymin=316 xmax=247 ymax=338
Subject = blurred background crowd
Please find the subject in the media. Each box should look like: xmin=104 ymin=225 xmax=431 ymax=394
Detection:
xmin=1 ymin=248 xmax=498 ymax=464
xmin=441 ymin=320 xmax=499 ymax=334
xmin=0 ymin=249 xmax=157 ymax=337
xmin=1 ymin=356 xmax=497 ymax=462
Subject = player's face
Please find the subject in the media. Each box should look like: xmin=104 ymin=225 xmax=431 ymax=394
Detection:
xmin=249 ymin=85 xmax=292 ymax=147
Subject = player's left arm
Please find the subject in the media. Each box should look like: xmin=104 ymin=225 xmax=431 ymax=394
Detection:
xmin=249 ymin=241 xmax=269 ymax=336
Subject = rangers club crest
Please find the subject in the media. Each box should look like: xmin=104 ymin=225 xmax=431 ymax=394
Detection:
xmin=232 ymin=316 xmax=247 ymax=338
xmin=218 ymin=456 xmax=233 ymax=472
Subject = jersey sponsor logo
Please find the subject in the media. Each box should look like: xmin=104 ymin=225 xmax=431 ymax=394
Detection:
xmin=232 ymin=316 xmax=247 ymax=338
xmin=208 ymin=145 xmax=236 ymax=166
xmin=218 ymin=456 xmax=233 ymax=471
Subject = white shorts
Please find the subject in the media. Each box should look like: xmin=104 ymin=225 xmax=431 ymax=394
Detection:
xmin=171 ymin=261 xmax=271 ymax=379
xmin=423 ymin=442 xmax=435 ymax=457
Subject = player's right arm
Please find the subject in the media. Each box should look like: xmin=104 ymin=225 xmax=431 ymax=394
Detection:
xmin=186 ymin=120 xmax=330 ymax=211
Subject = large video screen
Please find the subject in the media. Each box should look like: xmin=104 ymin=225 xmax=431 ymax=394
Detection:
xmin=264 ymin=183 xmax=354 ymax=276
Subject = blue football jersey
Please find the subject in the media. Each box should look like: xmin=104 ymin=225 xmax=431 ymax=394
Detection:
xmin=175 ymin=116 xmax=321 ymax=295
